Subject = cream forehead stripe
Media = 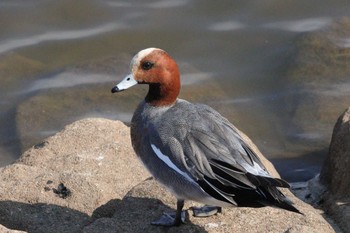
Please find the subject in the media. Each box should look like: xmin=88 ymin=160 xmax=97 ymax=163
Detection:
xmin=130 ymin=48 xmax=163 ymax=72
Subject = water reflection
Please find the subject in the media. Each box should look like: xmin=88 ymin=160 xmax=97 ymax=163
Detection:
xmin=293 ymin=132 xmax=323 ymax=140
xmin=264 ymin=17 xmax=331 ymax=32
xmin=333 ymin=37 xmax=350 ymax=47
xmin=181 ymin=72 xmax=213 ymax=85
xmin=0 ymin=23 xmax=122 ymax=54
xmin=26 ymin=73 xmax=116 ymax=93
xmin=106 ymin=0 xmax=189 ymax=8
xmin=312 ymin=82 xmax=350 ymax=96
xmin=208 ymin=21 xmax=245 ymax=31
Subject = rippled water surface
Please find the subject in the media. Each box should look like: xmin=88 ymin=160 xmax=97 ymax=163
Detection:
xmin=1 ymin=0 xmax=350 ymax=181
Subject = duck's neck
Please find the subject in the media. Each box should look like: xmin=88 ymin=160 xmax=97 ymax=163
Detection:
xmin=145 ymin=83 xmax=179 ymax=107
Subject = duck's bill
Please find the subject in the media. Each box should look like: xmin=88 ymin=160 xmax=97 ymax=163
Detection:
xmin=111 ymin=74 xmax=137 ymax=93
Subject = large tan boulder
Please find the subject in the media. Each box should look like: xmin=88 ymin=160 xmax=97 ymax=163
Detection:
xmin=0 ymin=118 xmax=338 ymax=232
xmin=0 ymin=118 xmax=149 ymax=232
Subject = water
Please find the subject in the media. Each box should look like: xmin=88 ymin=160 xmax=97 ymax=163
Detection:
xmin=1 ymin=0 xmax=350 ymax=182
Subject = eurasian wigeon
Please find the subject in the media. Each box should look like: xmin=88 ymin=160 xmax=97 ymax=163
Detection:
xmin=111 ymin=48 xmax=301 ymax=226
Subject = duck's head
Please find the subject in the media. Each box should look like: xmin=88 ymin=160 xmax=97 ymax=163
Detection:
xmin=112 ymin=48 xmax=180 ymax=106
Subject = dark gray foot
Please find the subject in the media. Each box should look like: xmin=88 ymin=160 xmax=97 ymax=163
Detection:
xmin=151 ymin=211 xmax=187 ymax=226
xmin=151 ymin=200 xmax=186 ymax=227
xmin=191 ymin=205 xmax=222 ymax=217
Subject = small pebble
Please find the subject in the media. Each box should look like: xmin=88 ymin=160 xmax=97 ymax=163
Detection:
xmin=53 ymin=183 xmax=71 ymax=199
xmin=205 ymin=223 xmax=219 ymax=228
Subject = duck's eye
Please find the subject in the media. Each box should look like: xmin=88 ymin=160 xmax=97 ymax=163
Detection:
xmin=141 ymin=61 xmax=154 ymax=70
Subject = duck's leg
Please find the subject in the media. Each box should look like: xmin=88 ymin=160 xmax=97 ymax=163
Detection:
xmin=173 ymin=199 xmax=185 ymax=226
xmin=191 ymin=205 xmax=222 ymax=217
xmin=151 ymin=199 xmax=186 ymax=227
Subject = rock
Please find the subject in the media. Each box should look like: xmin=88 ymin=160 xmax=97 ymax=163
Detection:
xmin=0 ymin=118 xmax=338 ymax=232
xmin=319 ymin=107 xmax=350 ymax=232
xmin=320 ymin=107 xmax=350 ymax=197
xmin=291 ymin=107 xmax=350 ymax=233
xmin=291 ymin=175 xmax=327 ymax=206
xmin=0 ymin=224 xmax=26 ymax=233
xmin=0 ymin=118 xmax=149 ymax=232
xmin=85 ymin=178 xmax=334 ymax=233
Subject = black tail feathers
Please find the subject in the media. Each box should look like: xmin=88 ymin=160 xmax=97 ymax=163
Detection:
xmin=258 ymin=186 xmax=304 ymax=215
xmin=275 ymin=198 xmax=304 ymax=215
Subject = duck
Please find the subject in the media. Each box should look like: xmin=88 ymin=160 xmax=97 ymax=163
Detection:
xmin=111 ymin=48 xmax=302 ymax=227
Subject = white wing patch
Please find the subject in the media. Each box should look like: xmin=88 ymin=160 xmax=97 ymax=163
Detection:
xmin=151 ymin=144 xmax=194 ymax=183
xmin=243 ymin=161 xmax=271 ymax=178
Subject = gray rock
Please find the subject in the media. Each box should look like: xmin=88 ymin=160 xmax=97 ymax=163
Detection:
xmin=320 ymin=107 xmax=350 ymax=232
xmin=320 ymin=107 xmax=350 ymax=197
xmin=0 ymin=118 xmax=338 ymax=232
xmin=291 ymin=175 xmax=327 ymax=206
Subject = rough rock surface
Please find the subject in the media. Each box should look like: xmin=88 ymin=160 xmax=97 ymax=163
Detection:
xmin=320 ymin=107 xmax=350 ymax=232
xmin=0 ymin=118 xmax=337 ymax=232
xmin=0 ymin=119 xmax=149 ymax=232
xmin=85 ymin=178 xmax=335 ymax=233
xmin=0 ymin=224 xmax=26 ymax=233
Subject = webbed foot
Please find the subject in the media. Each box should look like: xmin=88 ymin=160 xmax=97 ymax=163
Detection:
xmin=151 ymin=210 xmax=187 ymax=226
xmin=191 ymin=205 xmax=222 ymax=217
xmin=151 ymin=199 xmax=186 ymax=227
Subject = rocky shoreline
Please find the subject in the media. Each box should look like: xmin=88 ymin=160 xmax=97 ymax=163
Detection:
xmin=0 ymin=114 xmax=348 ymax=232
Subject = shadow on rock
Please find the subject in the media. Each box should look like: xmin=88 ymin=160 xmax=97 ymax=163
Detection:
xmin=0 ymin=200 xmax=90 ymax=233
xmin=0 ymin=198 xmax=206 ymax=233
xmin=86 ymin=196 xmax=207 ymax=233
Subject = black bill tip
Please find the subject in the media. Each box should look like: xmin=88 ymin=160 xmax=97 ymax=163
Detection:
xmin=111 ymin=86 xmax=121 ymax=93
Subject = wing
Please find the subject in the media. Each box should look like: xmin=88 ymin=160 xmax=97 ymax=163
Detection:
xmin=149 ymin=101 xmax=290 ymax=207
xmin=188 ymin=105 xmax=290 ymax=204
